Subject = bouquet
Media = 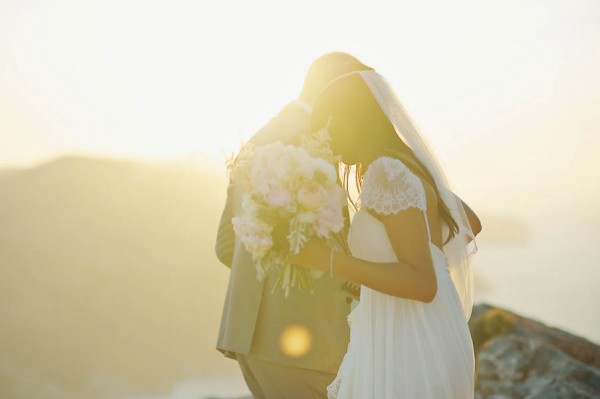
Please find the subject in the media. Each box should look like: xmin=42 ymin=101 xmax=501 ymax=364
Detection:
xmin=229 ymin=129 xmax=347 ymax=297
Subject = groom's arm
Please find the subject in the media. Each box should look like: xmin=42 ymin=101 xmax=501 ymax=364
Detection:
xmin=215 ymin=183 xmax=236 ymax=268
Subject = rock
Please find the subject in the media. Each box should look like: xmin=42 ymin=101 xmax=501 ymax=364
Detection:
xmin=470 ymin=304 xmax=600 ymax=398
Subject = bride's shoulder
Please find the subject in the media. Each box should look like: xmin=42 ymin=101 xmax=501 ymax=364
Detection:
xmin=360 ymin=156 xmax=427 ymax=215
xmin=363 ymin=156 xmax=421 ymax=186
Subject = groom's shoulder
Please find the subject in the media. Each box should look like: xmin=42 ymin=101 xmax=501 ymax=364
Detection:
xmin=266 ymin=102 xmax=310 ymax=130
xmin=278 ymin=100 xmax=311 ymax=119
xmin=251 ymin=102 xmax=310 ymax=144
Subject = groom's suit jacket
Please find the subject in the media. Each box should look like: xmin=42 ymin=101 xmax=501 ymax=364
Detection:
xmin=215 ymin=101 xmax=354 ymax=374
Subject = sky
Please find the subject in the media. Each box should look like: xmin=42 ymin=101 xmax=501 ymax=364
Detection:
xmin=1 ymin=0 xmax=600 ymax=340
xmin=1 ymin=0 xmax=598 ymax=169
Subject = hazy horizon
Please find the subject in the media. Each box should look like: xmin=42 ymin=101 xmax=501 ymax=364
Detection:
xmin=2 ymin=154 xmax=598 ymax=342
xmin=1 ymin=153 xmax=598 ymax=399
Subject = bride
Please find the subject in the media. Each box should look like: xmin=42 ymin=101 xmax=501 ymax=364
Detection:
xmin=291 ymin=65 xmax=482 ymax=398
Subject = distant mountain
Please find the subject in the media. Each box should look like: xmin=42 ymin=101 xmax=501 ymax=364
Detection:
xmin=0 ymin=156 xmax=238 ymax=399
xmin=0 ymin=167 xmax=20 ymax=179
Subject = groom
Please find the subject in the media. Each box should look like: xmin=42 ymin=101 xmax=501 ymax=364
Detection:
xmin=215 ymin=53 xmax=372 ymax=398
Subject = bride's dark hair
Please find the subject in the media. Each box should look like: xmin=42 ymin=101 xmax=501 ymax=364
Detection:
xmin=311 ymin=73 xmax=459 ymax=245
xmin=299 ymin=52 xmax=374 ymax=104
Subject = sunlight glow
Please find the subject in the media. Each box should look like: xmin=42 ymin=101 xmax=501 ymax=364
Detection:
xmin=2 ymin=0 xmax=598 ymax=171
xmin=1 ymin=2 xmax=600 ymax=398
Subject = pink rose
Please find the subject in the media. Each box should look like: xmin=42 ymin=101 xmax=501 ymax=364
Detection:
xmin=266 ymin=187 xmax=293 ymax=208
xmin=297 ymin=180 xmax=328 ymax=210
xmin=312 ymin=207 xmax=345 ymax=237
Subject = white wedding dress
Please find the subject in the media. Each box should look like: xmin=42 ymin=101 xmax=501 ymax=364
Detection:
xmin=327 ymin=156 xmax=475 ymax=399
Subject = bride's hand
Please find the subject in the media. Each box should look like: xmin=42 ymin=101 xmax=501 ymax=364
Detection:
xmin=289 ymin=237 xmax=331 ymax=272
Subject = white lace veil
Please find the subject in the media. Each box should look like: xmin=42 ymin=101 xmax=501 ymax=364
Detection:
xmin=319 ymin=70 xmax=478 ymax=320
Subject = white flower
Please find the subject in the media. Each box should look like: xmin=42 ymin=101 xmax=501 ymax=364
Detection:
xmin=265 ymin=186 xmax=293 ymax=208
xmin=296 ymin=211 xmax=316 ymax=224
xmin=312 ymin=185 xmax=346 ymax=237
xmin=293 ymin=149 xmax=337 ymax=185
xmin=312 ymin=207 xmax=345 ymax=237
xmin=296 ymin=180 xmax=328 ymax=210
xmin=232 ymin=215 xmax=273 ymax=260
xmin=326 ymin=184 xmax=348 ymax=208
xmin=312 ymin=157 xmax=338 ymax=187
xmin=241 ymin=193 xmax=261 ymax=217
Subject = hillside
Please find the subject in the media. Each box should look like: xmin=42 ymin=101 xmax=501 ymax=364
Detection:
xmin=0 ymin=156 xmax=238 ymax=399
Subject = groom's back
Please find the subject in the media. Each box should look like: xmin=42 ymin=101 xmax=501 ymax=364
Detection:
xmin=215 ymin=101 xmax=353 ymax=376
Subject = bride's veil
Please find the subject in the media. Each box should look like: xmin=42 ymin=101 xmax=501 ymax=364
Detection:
xmin=319 ymin=70 xmax=478 ymax=320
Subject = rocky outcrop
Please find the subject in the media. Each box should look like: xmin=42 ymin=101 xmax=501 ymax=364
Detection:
xmin=469 ymin=304 xmax=600 ymax=398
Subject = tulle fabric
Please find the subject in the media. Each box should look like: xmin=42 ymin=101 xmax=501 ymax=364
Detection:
xmin=359 ymin=70 xmax=477 ymax=321
xmin=327 ymin=209 xmax=475 ymax=399
xmin=315 ymin=70 xmax=478 ymax=320
xmin=313 ymin=69 xmax=478 ymax=397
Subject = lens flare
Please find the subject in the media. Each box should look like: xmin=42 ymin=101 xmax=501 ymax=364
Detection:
xmin=279 ymin=324 xmax=312 ymax=358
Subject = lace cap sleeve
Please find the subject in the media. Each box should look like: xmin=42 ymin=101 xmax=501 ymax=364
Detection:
xmin=360 ymin=156 xmax=427 ymax=215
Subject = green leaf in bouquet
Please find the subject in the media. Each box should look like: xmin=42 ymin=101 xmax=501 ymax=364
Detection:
xmin=270 ymin=261 xmax=315 ymax=298
xmin=287 ymin=217 xmax=309 ymax=255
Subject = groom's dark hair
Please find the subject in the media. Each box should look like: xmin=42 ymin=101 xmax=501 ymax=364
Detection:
xmin=299 ymin=52 xmax=373 ymax=104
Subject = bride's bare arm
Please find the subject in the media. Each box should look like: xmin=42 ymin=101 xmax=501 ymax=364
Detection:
xmin=290 ymin=207 xmax=437 ymax=303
